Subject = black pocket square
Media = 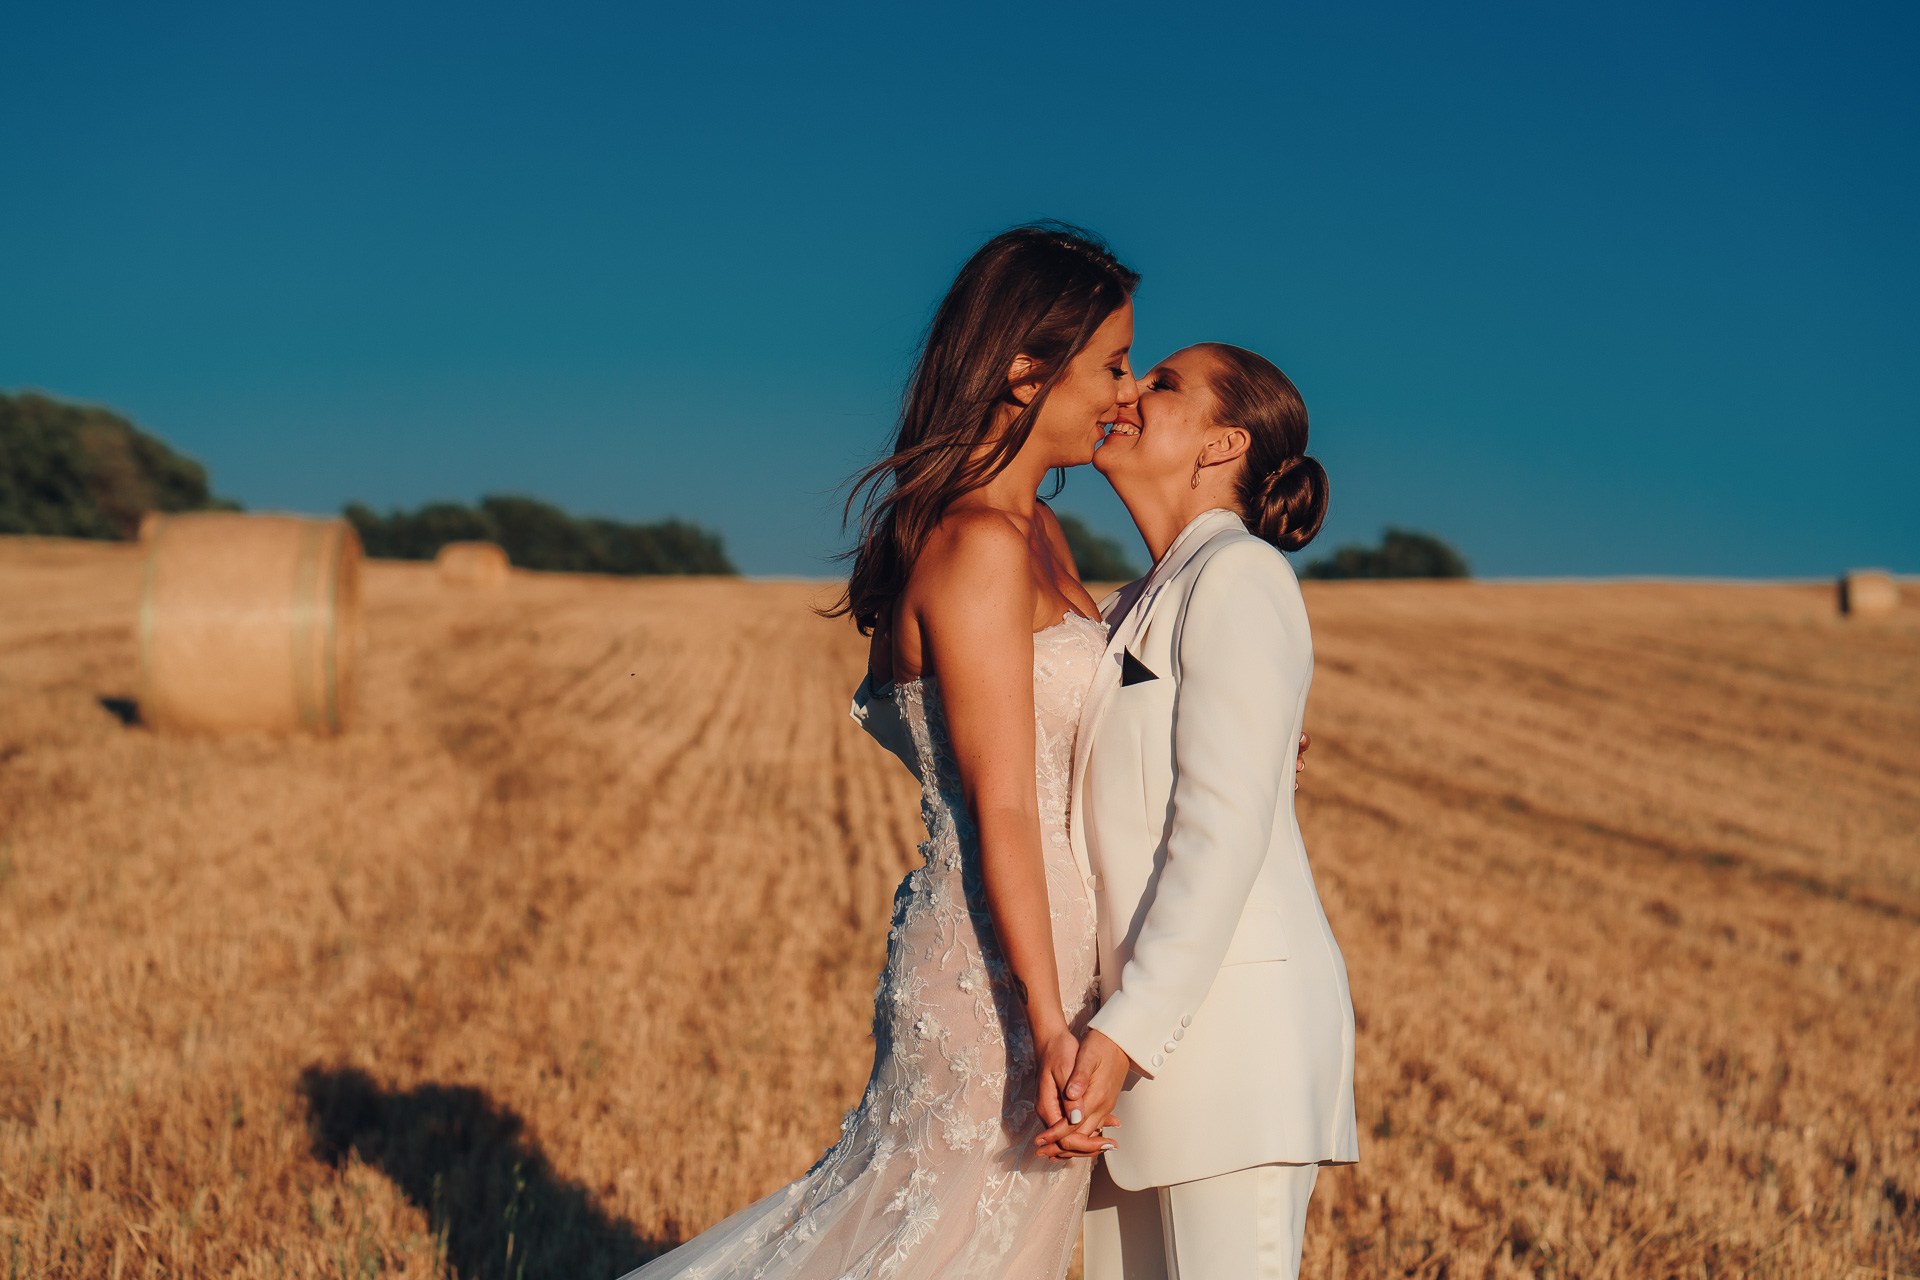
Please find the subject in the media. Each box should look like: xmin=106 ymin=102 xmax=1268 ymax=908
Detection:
xmin=1120 ymin=650 xmax=1158 ymax=686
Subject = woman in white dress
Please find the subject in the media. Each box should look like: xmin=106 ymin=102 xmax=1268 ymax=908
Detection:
xmin=621 ymin=223 xmax=1139 ymax=1280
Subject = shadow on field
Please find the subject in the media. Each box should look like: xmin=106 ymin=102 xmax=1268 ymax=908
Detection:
xmin=299 ymin=1066 xmax=673 ymax=1280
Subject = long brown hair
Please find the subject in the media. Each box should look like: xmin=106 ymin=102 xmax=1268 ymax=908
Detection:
xmin=826 ymin=223 xmax=1139 ymax=633
xmin=1196 ymin=343 xmax=1330 ymax=553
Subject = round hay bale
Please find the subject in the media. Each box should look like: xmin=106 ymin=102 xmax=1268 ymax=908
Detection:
xmin=1838 ymin=570 xmax=1899 ymax=617
xmin=138 ymin=513 xmax=362 ymax=735
xmin=436 ymin=540 xmax=511 ymax=588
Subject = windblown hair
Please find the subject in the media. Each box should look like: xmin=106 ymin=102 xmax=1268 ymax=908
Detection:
xmin=826 ymin=223 xmax=1139 ymax=634
xmin=1195 ymin=343 xmax=1330 ymax=553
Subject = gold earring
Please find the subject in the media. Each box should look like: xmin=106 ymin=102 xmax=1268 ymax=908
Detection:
xmin=1190 ymin=452 xmax=1205 ymax=489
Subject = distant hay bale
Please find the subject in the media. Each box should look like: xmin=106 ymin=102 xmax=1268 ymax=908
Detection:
xmin=138 ymin=513 xmax=362 ymax=735
xmin=436 ymin=540 xmax=511 ymax=588
xmin=1838 ymin=570 xmax=1899 ymax=617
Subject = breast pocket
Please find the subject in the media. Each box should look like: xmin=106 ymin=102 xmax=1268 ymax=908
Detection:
xmin=1220 ymin=902 xmax=1291 ymax=966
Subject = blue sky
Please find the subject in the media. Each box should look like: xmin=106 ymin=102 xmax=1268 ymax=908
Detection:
xmin=3 ymin=1 xmax=1914 ymax=576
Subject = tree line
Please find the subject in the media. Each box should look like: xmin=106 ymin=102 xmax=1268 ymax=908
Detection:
xmin=1301 ymin=528 xmax=1470 ymax=579
xmin=343 ymin=497 xmax=734 ymax=576
xmin=1 ymin=390 xmax=735 ymax=575
xmin=0 ymin=391 xmax=236 ymax=538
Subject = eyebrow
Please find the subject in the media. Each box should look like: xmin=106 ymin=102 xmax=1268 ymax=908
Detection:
xmin=1106 ymin=343 xmax=1131 ymax=359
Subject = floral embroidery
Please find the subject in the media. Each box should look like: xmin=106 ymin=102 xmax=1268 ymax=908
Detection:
xmin=627 ymin=615 xmax=1105 ymax=1280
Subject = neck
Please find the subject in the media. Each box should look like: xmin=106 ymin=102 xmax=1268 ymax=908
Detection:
xmin=1119 ymin=479 xmax=1243 ymax=564
xmin=975 ymin=453 xmax=1053 ymax=518
xmin=968 ymin=405 xmax=1059 ymax=520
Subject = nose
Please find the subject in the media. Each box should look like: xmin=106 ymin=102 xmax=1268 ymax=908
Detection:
xmin=1114 ymin=364 xmax=1140 ymax=407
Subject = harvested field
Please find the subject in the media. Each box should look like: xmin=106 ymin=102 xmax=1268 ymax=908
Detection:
xmin=1 ymin=536 xmax=1915 ymax=1278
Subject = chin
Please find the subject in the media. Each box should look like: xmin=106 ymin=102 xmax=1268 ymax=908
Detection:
xmin=1061 ymin=439 xmax=1100 ymax=467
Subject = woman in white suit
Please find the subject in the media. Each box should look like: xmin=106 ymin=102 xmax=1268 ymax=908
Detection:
xmin=1035 ymin=343 xmax=1359 ymax=1280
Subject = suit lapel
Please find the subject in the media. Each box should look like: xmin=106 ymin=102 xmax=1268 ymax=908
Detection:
xmin=1069 ymin=508 xmax=1245 ymax=881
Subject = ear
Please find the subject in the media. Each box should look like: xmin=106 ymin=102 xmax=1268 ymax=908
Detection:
xmin=1007 ymin=355 xmax=1041 ymax=406
xmin=1204 ymin=424 xmax=1252 ymax=465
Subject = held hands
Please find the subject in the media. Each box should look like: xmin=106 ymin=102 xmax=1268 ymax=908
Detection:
xmin=1029 ymin=731 xmax=1307 ymax=1161
xmin=1031 ymin=1024 xmax=1102 ymax=1159
xmin=1034 ymin=1028 xmax=1131 ymax=1162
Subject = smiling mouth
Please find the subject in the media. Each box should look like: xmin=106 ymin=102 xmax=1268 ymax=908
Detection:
xmin=1102 ymin=421 xmax=1139 ymax=436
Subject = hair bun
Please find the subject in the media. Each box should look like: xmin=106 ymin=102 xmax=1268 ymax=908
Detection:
xmin=1259 ymin=456 xmax=1306 ymax=498
xmin=1199 ymin=343 xmax=1331 ymax=554
xmin=1252 ymin=454 xmax=1328 ymax=553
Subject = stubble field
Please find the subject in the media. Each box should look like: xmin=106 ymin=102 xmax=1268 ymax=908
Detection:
xmin=1 ymin=536 xmax=1915 ymax=1279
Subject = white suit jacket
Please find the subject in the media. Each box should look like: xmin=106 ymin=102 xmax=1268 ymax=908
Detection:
xmin=1076 ymin=508 xmax=1359 ymax=1189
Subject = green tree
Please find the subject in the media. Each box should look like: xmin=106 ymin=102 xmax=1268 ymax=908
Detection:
xmin=343 ymin=495 xmax=736 ymax=576
xmin=1055 ymin=512 xmax=1142 ymax=581
xmin=1300 ymin=528 xmax=1470 ymax=580
xmin=0 ymin=391 xmax=236 ymax=538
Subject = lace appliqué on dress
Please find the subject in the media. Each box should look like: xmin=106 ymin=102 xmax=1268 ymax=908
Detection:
xmin=623 ymin=614 xmax=1106 ymax=1280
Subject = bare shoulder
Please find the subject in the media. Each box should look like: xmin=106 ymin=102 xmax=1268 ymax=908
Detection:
xmin=918 ymin=507 xmax=1031 ymax=578
xmin=909 ymin=508 xmax=1037 ymax=612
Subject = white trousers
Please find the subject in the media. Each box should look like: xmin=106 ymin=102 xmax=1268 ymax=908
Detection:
xmin=1083 ymin=1160 xmax=1319 ymax=1280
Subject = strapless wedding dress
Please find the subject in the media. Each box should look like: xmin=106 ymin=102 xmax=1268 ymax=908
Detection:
xmin=623 ymin=613 xmax=1105 ymax=1280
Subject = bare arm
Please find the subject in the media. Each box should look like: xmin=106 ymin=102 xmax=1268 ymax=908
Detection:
xmin=911 ymin=515 xmax=1076 ymax=1117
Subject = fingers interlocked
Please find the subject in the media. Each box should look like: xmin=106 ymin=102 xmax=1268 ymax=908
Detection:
xmin=1035 ymin=1027 xmax=1133 ymax=1161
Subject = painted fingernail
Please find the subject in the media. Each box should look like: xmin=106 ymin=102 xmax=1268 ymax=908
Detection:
xmin=1069 ymin=1109 xmax=1083 ymax=1124
xmin=1102 ymin=1142 xmax=1116 ymax=1150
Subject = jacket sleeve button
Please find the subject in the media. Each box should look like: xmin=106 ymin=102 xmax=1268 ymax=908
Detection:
xmin=1180 ymin=1014 xmax=1192 ymax=1028
xmin=1151 ymin=1053 xmax=1165 ymax=1068
xmin=1163 ymin=1040 xmax=1177 ymax=1053
xmin=1173 ymin=1027 xmax=1184 ymax=1041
